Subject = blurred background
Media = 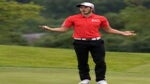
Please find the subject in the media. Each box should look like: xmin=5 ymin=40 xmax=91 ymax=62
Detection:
xmin=0 ymin=0 xmax=150 ymax=52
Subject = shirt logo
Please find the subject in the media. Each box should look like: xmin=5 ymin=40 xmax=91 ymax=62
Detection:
xmin=91 ymin=19 xmax=100 ymax=22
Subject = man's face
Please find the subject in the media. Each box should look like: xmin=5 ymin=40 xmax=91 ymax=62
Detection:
xmin=79 ymin=6 xmax=93 ymax=15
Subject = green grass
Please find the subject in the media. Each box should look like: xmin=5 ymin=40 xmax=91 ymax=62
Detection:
xmin=0 ymin=45 xmax=150 ymax=84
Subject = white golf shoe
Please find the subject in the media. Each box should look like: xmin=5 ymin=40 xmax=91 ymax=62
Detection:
xmin=78 ymin=79 xmax=90 ymax=84
xmin=97 ymin=80 xmax=107 ymax=84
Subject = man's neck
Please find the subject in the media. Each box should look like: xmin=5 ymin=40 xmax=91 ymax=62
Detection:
xmin=82 ymin=13 xmax=93 ymax=17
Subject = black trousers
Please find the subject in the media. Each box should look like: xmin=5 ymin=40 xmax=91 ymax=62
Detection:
xmin=73 ymin=39 xmax=106 ymax=82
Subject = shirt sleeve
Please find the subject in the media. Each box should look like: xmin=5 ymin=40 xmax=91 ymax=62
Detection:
xmin=61 ymin=16 xmax=73 ymax=28
xmin=101 ymin=16 xmax=110 ymax=28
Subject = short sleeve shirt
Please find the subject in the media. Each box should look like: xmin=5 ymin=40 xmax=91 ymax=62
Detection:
xmin=62 ymin=13 xmax=110 ymax=38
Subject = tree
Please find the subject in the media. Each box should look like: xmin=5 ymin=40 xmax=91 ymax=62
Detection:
xmin=102 ymin=0 xmax=150 ymax=52
xmin=33 ymin=31 xmax=73 ymax=48
xmin=94 ymin=0 xmax=126 ymax=14
xmin=0 ymin=0 xmax=42 ymax=45
xmin=119 ymin=6 xmax=150 ymax=52
xmin=105 ymin=13 xmax=125 ymax=29
xmin=16 ymin=0 xmax=31 ymax=3
xmin=124 ymin=0 xmax=150 ymax=8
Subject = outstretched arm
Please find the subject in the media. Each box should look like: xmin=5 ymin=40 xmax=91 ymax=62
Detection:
xmin=40 ymin=25 xmax=69 ymax=32
xmin=103 ymin=26 xmax=136 ymax=36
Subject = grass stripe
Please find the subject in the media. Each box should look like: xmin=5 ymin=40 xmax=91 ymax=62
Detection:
xmin=0 ymin=45 xmax=150 ymax=84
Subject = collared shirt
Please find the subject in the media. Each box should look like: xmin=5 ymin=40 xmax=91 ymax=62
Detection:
xmin=62 ymin=13 xmax=110 ymax=38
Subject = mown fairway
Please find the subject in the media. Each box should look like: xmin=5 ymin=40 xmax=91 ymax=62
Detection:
xmin=0 ymin=45 xmax=150 ymax=84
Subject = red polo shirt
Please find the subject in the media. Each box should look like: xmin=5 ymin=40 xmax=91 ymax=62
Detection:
xmin=62 ymin=13 xmax=110 ymax=38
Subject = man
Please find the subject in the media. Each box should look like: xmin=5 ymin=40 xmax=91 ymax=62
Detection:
xmin=40 ymin=2 xmax=136 ymax=84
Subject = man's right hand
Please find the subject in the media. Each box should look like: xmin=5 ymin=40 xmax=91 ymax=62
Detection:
xmin=39 ymin=25 xmax=68 ymax=32
xmin=39 ymin=25 xmax=51 ymax=30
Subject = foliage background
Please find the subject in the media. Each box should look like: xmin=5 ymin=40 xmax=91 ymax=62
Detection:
xmin=0 ymin=0 xmax=150 ymax=52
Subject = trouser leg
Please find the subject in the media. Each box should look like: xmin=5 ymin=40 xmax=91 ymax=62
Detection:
xmin=90 ymin=40 xmax=106 ymax=81
xmin=73 ymin=40 xmax=91 ymax=80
